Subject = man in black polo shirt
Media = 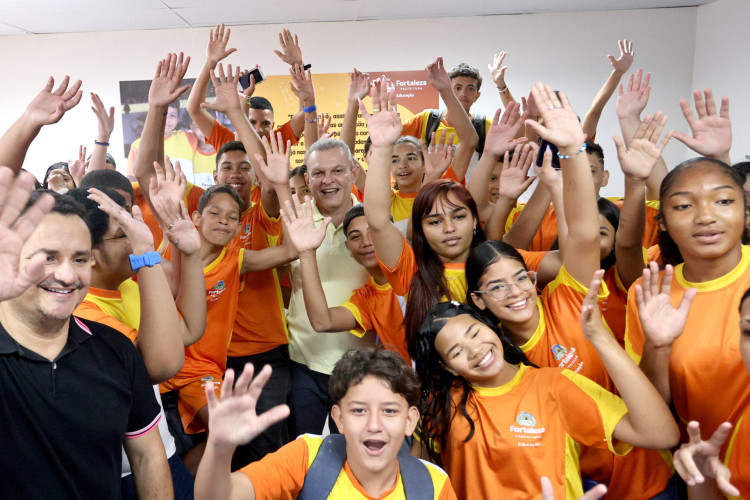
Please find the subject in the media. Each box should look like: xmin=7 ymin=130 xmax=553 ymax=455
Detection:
xmin=0 ymin=170 xmax=172 ymax=499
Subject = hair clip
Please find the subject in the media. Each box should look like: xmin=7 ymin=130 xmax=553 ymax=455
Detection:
xmin=450 ymin=300 xmax=461 ymax=307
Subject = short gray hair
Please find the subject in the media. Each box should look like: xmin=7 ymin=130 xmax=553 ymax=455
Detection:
xmin=305 ymin=138 xmax=353 ymax=168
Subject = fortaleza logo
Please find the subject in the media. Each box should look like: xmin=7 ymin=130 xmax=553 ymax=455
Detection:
xmin=214 ymin=281 xmax=226 ymax=291
xmin=552 ymin=344 xmax=567 ymax=361
xmin=396 ymin=79 xmax=427 ymax=87
xmin=510 ymin=411 xmax=546 ymax=435
xmin=207 ymin=280 xmax=226 ymax=302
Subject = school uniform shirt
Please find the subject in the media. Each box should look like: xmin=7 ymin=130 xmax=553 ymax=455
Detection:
xmin=74 ymin=279 xmax=177 ymax=475
xmin=724 ymin=405 xmax=750 ymax=499
xmin=599 ymin=266 xmax=629 ymax=345
xmin=378 ymin=235 xmax=467 ymax=301
xmin=164 ymin=246 xmax=244 ymax=381
xmin=131 ymin=180 xmax=203 ymax=248
xmin=241 ymin=434 xmax=456 ymax=500
xmin=206 ymin=119 xmax=298 ymax=152
xmin=625 ymin=245 xmax=750 ymax=448
xmin=287 ymin=196 xmax=373 ymax=375
xmin=127 ymin=130 xmax=199 ymax=179
xmin=520 ymin=265 xmax=672 ymax=499
xmin=226 ymin=201 xmax=289 ymax=358
xmin=340 ymin=278 xmax=410 ymax=364
xmin=505 ymin=200 xmax=661 ymax=252
xmin=391 ymin=190 xmax=417 ymax=236
xmin=442 ymin=364 xmax=630 ymax=500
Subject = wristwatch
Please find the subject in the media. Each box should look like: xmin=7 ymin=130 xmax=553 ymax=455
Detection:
xmin=129 ymin=251 xmax=161 ymax=272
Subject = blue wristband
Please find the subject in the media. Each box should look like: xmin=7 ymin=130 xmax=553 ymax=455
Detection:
xmin=557 ymin=142 xmax=587 ymax=159
xmin=302 ymin=104 xmax=317 ymax=113
xmin=129 ymin=251 xmax=161 ymax=272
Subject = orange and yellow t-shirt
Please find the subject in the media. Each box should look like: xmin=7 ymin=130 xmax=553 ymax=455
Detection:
xmin=724 ymin=407 xmax=750 ymax=499
xmin=74 ymin=280 xmax=142 ymax=343
xmin=241 ymin=434 xmax=456 ymax=500
xmin=226 ymin=201 xmax=288 ymax=357
xmin=442 ymin=364 xmax=630 ymax=500
xmin=132 ymin=181 xmax=204 ymax=248
xmin=340 ymin=278 xmax=410 ymax=364
xmin=206 ymin=119 xmax=299 ymax=152
xmin=599 ymin=266 xmax=629 ymax=345
xmin=625 ymin=245 xmax=750 ymax=446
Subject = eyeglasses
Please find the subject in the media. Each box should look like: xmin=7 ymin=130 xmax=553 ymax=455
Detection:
xmin=473 ymin=271 xmax=537 ymax=302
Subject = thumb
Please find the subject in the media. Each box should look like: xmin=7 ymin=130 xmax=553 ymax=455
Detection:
xmin=607 ymin=55 xmax=617 ymax=64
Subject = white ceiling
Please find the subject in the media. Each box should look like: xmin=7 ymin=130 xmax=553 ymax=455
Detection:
xmin=0 ymin=0 xmax=716 ymax=36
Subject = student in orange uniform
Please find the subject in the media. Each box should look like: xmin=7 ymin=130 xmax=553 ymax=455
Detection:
xmin=413 ymin=286 xmax=678 ymax=500
xmin=195 ymin=347 xmax=457 ymax=500
xmin=465 ymin=85 xmax=674 ymax=498
xmin=671 ymin=285 xmax=750 ymax=499
xmin=282 ymin=198 xmax=410 ymax=363
xmin=159 ymin=184 xmax=296 ymax=474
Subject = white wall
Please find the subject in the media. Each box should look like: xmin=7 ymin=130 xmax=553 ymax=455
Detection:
xmin=0 ymin=7 xmax=699 ymax=196
xmin=694 ymin=0 xmax=750 ymax=165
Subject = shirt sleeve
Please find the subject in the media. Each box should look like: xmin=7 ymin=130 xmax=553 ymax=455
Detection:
xmin=74 ymin=301 xmax=139 ymax=344
xmin=206 ymin=119 xmax=237 ymax=151
xmin=276 ymin=121 xmax=300 ymax=147
xmin=339 ymin=287 xmax=373 ymax=337
xmin=124 ymin=338 xmax=161 ymax=438
xmin=624 ymin=281 xmax=645 ymax=363
xmin=240 ymin=436 xmax=310 ymax=499
xmin=185 ymin=183 xmax=205 ymax=214
xmin=517 ymin=250 xmax=547 ymax=273
xmin=556 ymin=370 xmax=632 ymax=456
xmin=377 ymin=235 xmax=417 ymax=296
xmin=401 ymin=113 xmax=425 ymax=139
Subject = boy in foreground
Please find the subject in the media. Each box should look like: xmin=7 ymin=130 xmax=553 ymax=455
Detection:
xmin=195 ymin=347 xmax=456 ymax=499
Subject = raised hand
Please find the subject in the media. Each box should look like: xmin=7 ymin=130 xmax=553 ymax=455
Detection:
xmin=148 ymin=161 xmax=201 ymax=256
xmin=541 ymin=476 xmax=607 ymax=500
xmin=206 ymin=24 xmax=237 ymax=69
xmin=273 ymin=29 xmax=304 ymax=67
xmin=24 ymin=76 xmax=83 ymax=128
xmin=614 ymin=112 xmax=671 ymax=181
xmin=484 ymin=102 xmax=528 ymax=157
xmin=202 ymin=63 xmax=242 ymax=115
xmin=317 ymin=113 xmax=336 ymax=140
xmin=498 ymin=142 xmax=535 ymax=201
xmin=148 ymin=53 xmax=191 ymax=108
xmin=635 ymin=262 xmax=697 ymax=348
xmin=425 ymin=57 xmax=452 ymax=92
xmin=359 ymin=82 xmax=402 ymax=147
xmin=526 ymin=83 xmax=586 ymax=152
xmin=615 ymin=69 xmax=651 ymax=120
xmin=88 ymin=188 xmax=155 ymax=255
xmin=255 ymin=132 xmax=292 ymax=187
xmin=580 ymin=269 xmax=609 ymax=342
xmin=421 ymin=130 xmax=455 ymax=180
xmin=280 ymin=195 xmax=330 ymax=255
xmin=91 ymin=93 xmax=115 ymax=143
xmin=348 ymin=68 xmax=371 ymax=102
xmin=533 ymin=147 xmax=562 ymax=195
xmin=673 ymin=421 xmax=739 ymax=497
xmin=238 ymin=68 xmax=257 ymax=100
xmin=68 ymin=145 xmax=87 ymax=186
xmin=608 ymin=39 xmax=634 ymax=74
xmin=0 ymin=168 xmax=55 ymax=302
xmin=671 ymin=89 xmax=731 ymax=160
xmin=488 ymin=51 xmax=509 ymax=88
xmin=206 ymin=363 xmax=290 ymax=450
xmin=522 ymin=92 xmax=540 ymax=120
xmin=288 ymin=64 xmax=315 ymax=107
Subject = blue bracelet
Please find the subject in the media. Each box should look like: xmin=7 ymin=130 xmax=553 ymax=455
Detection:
xmin=557 ymin=143 xmax=587 ymax=159
xmin=302 ymin=104 xmax=317 ymax=113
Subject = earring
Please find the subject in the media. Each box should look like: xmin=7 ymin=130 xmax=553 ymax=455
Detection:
xmin=473 ymin=226 xmax=477 ymax=235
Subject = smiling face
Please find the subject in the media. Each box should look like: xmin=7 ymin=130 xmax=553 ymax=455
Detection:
xmin=660 ymin=162 xmax=747 ymax=268
xmin=306 ymin=147 xmax=357 ymax=217
xmin=214 ymin=149 xmax=254 ymax=202
xmin=450 ymin=76 xmax=481 ymax=113
xmin=164 ymin=106 xmax=181 ymax=136
xmin=434 ymin=314 xmax=518 ymax=388
xmin=471 ymin=256 xmax=537 ymax=328
xmin=289 ymin=174 xmax=312 ymax=199
xmin=247 ymin=108 xmax=275 ymax=140
xmin=391 ymin=142 xmax=424 ymax=194
xmin=10 ymin=213 xmax=91 ymax=327
xmin=92 ymin=217 xmax=134 ymax=284
xmin=421 ymin=191 xmax=476 ymax=264
xmin=330 ymin=375 xmax=419 ymax=485
xmin=192 ymin=192 xmax=241 ymax=247
xmin=345 ymin=215 xmax=378 ymax=269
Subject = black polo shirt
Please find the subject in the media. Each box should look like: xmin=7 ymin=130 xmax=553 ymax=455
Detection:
xmin=0 ymin=316 xmax=160 ymax=499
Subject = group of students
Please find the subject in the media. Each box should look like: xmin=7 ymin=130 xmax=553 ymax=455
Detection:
xmin=5 ymin=22 xmax=750 ymax=500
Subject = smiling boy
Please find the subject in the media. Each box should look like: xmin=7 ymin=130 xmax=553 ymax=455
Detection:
xmin=195 ymin=347 xmax=456 ymax=500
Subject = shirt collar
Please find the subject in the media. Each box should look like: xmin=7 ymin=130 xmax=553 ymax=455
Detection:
xmin=0 ymin=316 xmax=92 ymax=357
xmin=310 ymin=194 xmax=359 ymax=225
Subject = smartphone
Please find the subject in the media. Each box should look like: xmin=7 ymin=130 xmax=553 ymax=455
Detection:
xmin=536 ymin=139 xmax=561 ymax=170
xmin=240 ymin=67 xmax=266 ymax=89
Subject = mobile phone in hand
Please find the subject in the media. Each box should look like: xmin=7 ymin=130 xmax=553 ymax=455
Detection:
xmin=536 ymin=139 xmax=561 ymax=170
xmin=240 ymin=67 xmax=266 ymax=90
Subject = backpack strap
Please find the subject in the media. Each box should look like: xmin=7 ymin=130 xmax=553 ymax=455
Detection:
xmin=398 ymin=440 xmax=435 ymax=500
xmin=296 ymin=434 xmax=347 ymax=500
xmin=423 ymin=109 xmax=445 ymax=147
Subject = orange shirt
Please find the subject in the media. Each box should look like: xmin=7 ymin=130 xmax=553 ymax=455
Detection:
xmin=506 ymin=201 xmax=661 ymax=252
xmin=520 ymin=266 xmax=672 ymax=499
xmin=647 ymin=244 xmax=663 ymax=267
xmin=227 ymin=202 xmax=288 ymax=357
xmin=206 ymin=119 xmax=298 ymax=152
xmin=165 ymin=246 xmax=244 ymax=380
xmin=132 ymin=181 xmax=203 ymax=247
xmin=625 ymin=245 xmax=750 ymax=446
xmin=241 ymin=434 xmax=456 ymax=500
xmin=599 ymin=266 xmax=629 ymax=345
xmin=74 ymin=285 xmax=139 ymax=343
xmin=724 ymin=406 xmax=750 ymax=498
xmin=340 ymin=278 xmax=410 ymax=364
xmin=518 ymin=249 xmax=547 ymax=273
xmin=442 ymin=364 xmax=630 ymax=500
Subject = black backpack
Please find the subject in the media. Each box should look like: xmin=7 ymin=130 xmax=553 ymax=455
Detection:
xmin=296 ymin=434 xmax=435 ymax=500
xmin=423 ymin=109 xmax=487 ymax=158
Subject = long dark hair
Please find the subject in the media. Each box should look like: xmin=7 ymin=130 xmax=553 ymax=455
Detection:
xmin=404 ymin=180 xmax=485 ymax=359
xmin=415 ymin=301 xmax=533 ymax=464
xmin=657 ymin=157 xmax=746 ymax=266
